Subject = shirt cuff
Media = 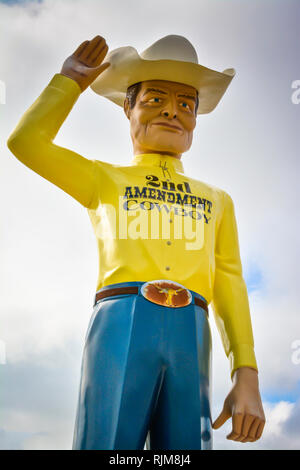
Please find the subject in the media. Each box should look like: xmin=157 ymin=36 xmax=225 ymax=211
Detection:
xmin=48 ymin=73 xmax=82 ymax=100
xmin=229 ymin=344 xmax=258 ymax=379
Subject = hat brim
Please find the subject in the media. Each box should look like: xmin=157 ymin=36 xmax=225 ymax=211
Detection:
xmin=90 ymin=46 xmax=235 ymax=114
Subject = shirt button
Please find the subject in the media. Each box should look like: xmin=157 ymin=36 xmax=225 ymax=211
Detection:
xmin=167 ymin=241 xmax=171 ymax=246
xmin=169 ymin=219 xmax=173 ymax=223
xmin=165 ymin=266 xmax=170 ymax=271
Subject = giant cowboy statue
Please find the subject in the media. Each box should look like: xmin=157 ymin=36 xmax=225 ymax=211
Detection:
xmin=7 ymin=35 xmax=265 ymax=450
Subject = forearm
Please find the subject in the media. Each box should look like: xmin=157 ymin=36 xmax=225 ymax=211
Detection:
xmin=7 ymin=74 xmax=81 ymax=159
xmin=7 ymin=74 xmax=99 ymax=209
xmin=212 ymin=191 xmax=258 ymax=379
xmin=212 ymin=271 xmax=258 ymax=378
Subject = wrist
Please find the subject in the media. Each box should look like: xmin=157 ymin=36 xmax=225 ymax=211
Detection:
xmin=232 ymin=366 xmax=258 ymax=385
xmin=59 ymin=70 xmax=83 ymax=91
xmin=49 ymin=73 xmax=82 ymax=98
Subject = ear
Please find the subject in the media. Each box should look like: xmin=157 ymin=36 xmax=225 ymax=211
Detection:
xmin=123 ymin=98 xmax=130 ymax=120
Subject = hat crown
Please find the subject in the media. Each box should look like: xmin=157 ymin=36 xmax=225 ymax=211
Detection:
xmin=140 ymin=35 xmax=199 ymax=64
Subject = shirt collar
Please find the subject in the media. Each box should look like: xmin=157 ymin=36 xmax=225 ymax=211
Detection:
xmin=130 ymin=153 xmax=184 ymax=174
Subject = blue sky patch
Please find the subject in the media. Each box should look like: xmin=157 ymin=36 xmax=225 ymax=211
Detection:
xmin=244 ymin=262 xmax=264 ymax=293
xmin=261 ymin=380 xmax=300 ymax=404
xmin=0 ymin=0 xmax=42 ymax=4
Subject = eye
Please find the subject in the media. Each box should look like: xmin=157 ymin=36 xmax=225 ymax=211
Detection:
xmin=180 ymin=101 xmax=191 ymax=111
xmin=149 ymin=97 xmax=162 ymax=103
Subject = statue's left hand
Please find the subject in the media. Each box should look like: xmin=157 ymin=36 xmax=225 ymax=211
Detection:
xmin=212 ymin=367 xmax=266 ymax=443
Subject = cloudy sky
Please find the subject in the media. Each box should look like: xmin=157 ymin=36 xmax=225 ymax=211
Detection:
xmin=0 ymin=0 xmax=299 ymax=450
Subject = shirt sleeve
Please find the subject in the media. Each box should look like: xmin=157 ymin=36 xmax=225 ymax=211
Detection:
xmin=211 ymin=190 xmax=258 ymax=379
xmin=7 ymin=73 xmax=99 ymax=209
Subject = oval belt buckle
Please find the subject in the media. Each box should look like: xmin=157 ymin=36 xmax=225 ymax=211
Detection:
xmin=141 ymin=280 xmax=192 ymax=308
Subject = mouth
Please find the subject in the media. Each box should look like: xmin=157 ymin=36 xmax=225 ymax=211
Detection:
xmin=152 ymin=122 xmax=182 ymax=132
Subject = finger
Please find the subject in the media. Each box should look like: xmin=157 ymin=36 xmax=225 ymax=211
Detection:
xmin=86 ymin=39 xmax=106 ymax=61
xmin=235 ymin=414 xmax=256 ymax=442
xmin=88 ymin=62 xmax=111 ymax=83
xmin=226 ymin=412 xmax=244 ymax=440
xmin=241 ymin=417 xmax=261 ymax=442
xmin=90 ymin=43 xmax=108 ymax=65
xmin=81 ymin=35 xmax=105 ymax=61
xmin=212 ymin=407 xmax=231 ymax=429
xmin=73 ymin=40 xmax=89 ymax=58
xmin=254 ymin=420 xmax=265 ymax=440
xmin=90 ymin=44 xmax=108 ymax=67
xmin=94 ymin=61 xmax=111 ymax=72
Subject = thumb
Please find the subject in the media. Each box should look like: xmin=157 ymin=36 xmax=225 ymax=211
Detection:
xmin=89 ymin=62 xmax=111 ymax=84
xmin=94 ymin=61 xmax=111 ymax=73
xmin=212 ymin=403 xmax=232 ymax=429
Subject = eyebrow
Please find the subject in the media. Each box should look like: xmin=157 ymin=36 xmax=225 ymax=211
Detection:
xmin=177 ymin=94 xmax=197 ymax=102
xmin=142 ymin=88 xmax=168 ymax=96
xmin=142 ymin=88 xmax=196 ymax=102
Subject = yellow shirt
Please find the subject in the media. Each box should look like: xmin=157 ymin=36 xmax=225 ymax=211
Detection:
xmin=7 ymin=73 xmax=258 ymax=378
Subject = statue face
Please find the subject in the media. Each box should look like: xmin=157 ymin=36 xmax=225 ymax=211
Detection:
xmin=124 ymin=79 xmax=198 ymax=158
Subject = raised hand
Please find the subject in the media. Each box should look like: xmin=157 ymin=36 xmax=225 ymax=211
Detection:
xmin=60 ymin=35 xmax=110 ymax=92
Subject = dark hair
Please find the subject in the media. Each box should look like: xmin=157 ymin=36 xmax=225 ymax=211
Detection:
xmin=126 ymin=82 xmax=199 ymax=115
xmin=126 ymin=82 xmax=143 ymax=110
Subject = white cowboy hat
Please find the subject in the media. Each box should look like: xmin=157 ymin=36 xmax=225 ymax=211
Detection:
xmin=90 ymin=34 xmax=235 ymax=114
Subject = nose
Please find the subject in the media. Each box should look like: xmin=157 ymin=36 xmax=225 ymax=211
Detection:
xmin=161 ymin=96 xmax=177 ymax=119
xmin=162 ymin=111 xmax=177 ymax=118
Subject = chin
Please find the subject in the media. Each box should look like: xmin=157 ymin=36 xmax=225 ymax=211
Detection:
xmin=145 ymin=139 xmax=186 ymax=155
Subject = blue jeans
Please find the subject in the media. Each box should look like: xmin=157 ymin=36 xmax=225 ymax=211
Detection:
xmin=72 ymin=281 xmax=212 ymax=450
